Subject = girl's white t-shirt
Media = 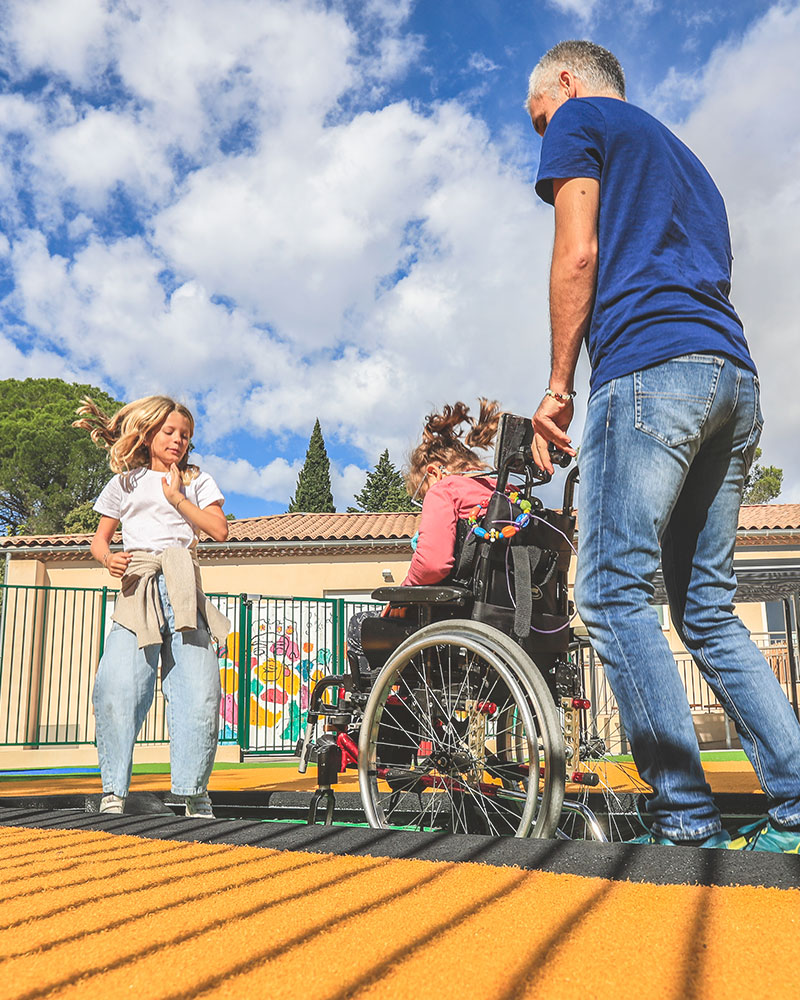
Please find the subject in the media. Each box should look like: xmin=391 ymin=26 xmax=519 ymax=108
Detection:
xmin=94 ymin=468 xmax=225 ymax=552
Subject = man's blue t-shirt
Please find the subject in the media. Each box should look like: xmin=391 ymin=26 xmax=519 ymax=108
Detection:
xmin=536 ymin=98 xmax=755 ymax=393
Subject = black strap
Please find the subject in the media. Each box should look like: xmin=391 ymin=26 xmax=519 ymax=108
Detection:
xmin=512 ymin=545 xmax=542 ymax=638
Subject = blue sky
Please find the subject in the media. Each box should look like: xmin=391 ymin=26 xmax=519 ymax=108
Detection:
xmin=1 ymin=0 xmax=798 ymax=517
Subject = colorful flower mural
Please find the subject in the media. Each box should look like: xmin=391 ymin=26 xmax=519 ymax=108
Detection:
xmin=213 ymin=599 xmax=370 ymax=752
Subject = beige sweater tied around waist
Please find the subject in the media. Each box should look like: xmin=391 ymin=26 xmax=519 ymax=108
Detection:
xmin=112 ymin=547 xmax=231 ymax=649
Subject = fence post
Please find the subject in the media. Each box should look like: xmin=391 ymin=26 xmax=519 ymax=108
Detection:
xmin=24 ymin=586 xmax=50 ymax=749
xmin=332 ymin=598 xmax=346 ymax=676
xmin=98 ymin=586 xmax=108 ymax=659
xmin=794 ymin=593 xmax=800 ymax=723
xmin=237 ymin=595 xmax=250 ymax=752
xmin=784 ymin=597 xmax=800 ymax=722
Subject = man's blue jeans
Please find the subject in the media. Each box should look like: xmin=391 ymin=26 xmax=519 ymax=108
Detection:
xmin=93 ymin=573 xmax=221 ymax=798
xmin=575 ymin=353 xmax=800 ymax=839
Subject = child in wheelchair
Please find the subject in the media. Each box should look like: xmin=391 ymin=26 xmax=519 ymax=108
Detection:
xmin=347 ymin=398 xmax=501 ymax=689
xmin=296 ymin=403 xmax=606 ymax=838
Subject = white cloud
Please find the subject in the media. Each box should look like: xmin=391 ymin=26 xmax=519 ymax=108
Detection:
xmin=371 ymin=33 xmax=425 ymax=81
xmin=37 ymin=109 xmax=173 ymax=212
xmin=545 ymin=0 xmax=657 ymax=26
xmin=332 ymin=463 xmax=371 ymax=512
xmin=467 ymin=53 xmax=500 ymax=74
xmin=362 ymin=0 xmax=416 ymax=31
xmin=1 ymin=0 xmax=110 ymax=86
xmin=545 ymin=0 xmax=601 ymax=24
xmin=194 ymin=451 xmax=367 ymax=513
xmin=192 ymin=453 xmax=300 ymax=508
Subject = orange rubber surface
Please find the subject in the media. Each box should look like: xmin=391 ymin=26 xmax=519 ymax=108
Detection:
xmin=0 ymin=757 xmax=763 ymax=800
xmin=2 ymin=822 xmax=798 ymax=1000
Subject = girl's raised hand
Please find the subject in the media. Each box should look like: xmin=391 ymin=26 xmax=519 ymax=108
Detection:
xmin=161 ymin=463 xmax=185 ymax=507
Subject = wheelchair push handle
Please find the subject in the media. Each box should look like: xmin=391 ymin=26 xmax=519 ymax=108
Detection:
xmin=492 ymin=413 xmax=572 ymax=492
xmin=548 ymin=442 xmax=572 ymax=468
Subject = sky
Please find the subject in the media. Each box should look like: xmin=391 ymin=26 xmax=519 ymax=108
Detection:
xmin=1 ymin=0 xmax=798 ymax=517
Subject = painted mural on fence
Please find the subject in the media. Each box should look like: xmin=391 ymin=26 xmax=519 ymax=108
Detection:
xmin=215 ymin=602 xmax=335 ymax=751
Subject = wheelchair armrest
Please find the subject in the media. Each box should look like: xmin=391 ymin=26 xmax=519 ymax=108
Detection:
xmin=371 ymin=585 xmax=472 ymax=605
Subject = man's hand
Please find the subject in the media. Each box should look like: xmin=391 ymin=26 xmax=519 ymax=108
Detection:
xmin=531 ymin=395 xmax=576 ymax=474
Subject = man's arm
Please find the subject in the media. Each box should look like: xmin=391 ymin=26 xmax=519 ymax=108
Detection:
xmin=531 ymin=175 xmax=599 ymax=472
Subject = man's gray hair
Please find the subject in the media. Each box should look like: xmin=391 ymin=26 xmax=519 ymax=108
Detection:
xmin=528 ymin=40 xmax=625 ymax=103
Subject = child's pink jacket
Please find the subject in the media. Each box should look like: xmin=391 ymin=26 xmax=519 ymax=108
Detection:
xmin=403 ymin=474 xmax=496 ymax=586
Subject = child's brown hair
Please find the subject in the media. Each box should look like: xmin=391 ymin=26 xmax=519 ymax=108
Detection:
xmin=406 ymin=398 xmax=501 ymax=498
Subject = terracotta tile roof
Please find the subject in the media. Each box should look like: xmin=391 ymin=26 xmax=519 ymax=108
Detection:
xmin=0 ymin=511 xmax=420 ymax=549
xmin=2 ymin=504 xmax=798 ymax=551
xmin=737 ymin=504 xmax=800 ymax=531
xmin=224 ymin=512 xmax=419 ymax=542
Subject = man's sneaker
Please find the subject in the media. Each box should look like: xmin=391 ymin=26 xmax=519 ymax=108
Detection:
xmin=726 ymin=818 xmax=800 ymax=853
xmin=185 ymin=792 xmax=215 ymax=818
xmin=99 ymin=793 xmax=126 ymax=815
xmin=629 ymin=830 xmax=730 ymax=848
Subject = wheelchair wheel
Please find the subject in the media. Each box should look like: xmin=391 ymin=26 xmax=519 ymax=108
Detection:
xmin=358 ymin=620 xmax=565 ymax=838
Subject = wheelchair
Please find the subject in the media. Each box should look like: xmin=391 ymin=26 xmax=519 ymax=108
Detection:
xmin=297 ymin=413 xmax=646 ymax=841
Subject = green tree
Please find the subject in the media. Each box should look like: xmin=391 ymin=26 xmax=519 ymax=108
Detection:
xmin=743 ymin=448 xmax=783 ymax=504
xmin=348 ymin=449 xmax=415 ymax=512
xmin=288 ymin=418 xmax=335 ymax=513
xmin=0 ymin=378 xmax=122 ymax=535
xmin=63 ymin=500 xmax=102 ymax=534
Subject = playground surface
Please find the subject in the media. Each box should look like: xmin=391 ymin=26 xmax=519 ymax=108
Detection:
xmin=0 ymin=749 xmax=766 ymax=799
xmin=1 ymin=755 xmax=798 ymax=999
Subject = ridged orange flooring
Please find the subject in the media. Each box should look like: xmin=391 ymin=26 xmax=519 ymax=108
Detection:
xmin=2 ymin=823 xmax=798 ymax=1000
xmin=0 ymin=757 xmax=764 ymax=799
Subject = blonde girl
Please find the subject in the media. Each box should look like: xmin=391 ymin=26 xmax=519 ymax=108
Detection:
xmin=75 ymin=395 xmax=229 ymax=817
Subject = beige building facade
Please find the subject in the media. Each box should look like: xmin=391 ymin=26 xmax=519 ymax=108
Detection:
xmin=1 ymin=505 xmax=798 ymax=767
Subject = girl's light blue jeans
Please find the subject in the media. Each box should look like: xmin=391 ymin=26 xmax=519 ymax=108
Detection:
xmin=575 ymin=353 xmax=800 ymax=840
xmin=93 ymin=573 xmax=221 ymax=797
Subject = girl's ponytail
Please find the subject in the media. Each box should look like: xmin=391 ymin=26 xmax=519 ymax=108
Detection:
xmin=407 ymin=398 xmax=501 ymax=497
xmin=464 ymin=398 xmax=502 ymax=451
xmin=73 ymin=397 xmax=127 ymax=452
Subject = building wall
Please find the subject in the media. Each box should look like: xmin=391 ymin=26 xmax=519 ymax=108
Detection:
xmin=5 ymin=551 xmax=412 ymax=599
xmin=4 ymin=536 xmax=796 ymax=663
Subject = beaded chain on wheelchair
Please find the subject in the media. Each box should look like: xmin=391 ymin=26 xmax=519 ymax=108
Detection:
xmin=297 ymin=415 xmax=649 ymax=841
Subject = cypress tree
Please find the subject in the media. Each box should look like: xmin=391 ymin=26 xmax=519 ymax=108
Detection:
xmin=348 ymin=449 xmax=415 ymax=512
xmin=288 ymin=418 xmax=335 ymax=513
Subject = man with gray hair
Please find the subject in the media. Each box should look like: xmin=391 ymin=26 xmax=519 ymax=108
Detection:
xmin=527 ymin=40 xmax=800 ymax=851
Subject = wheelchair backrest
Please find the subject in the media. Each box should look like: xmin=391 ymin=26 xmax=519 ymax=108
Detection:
xmin=449 ymin=411 xmax=577 ymax=659
xmin=461 ymin=489 xmax=575 ymax=655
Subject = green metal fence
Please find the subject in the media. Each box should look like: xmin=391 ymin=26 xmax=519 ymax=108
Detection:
xmin=1 ymin=581 xmax=798 ymax=756
xmin=0 ymin=584 xmax=378 ymax=754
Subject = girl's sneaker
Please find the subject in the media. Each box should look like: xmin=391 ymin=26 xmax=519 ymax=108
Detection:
xmin=99 ymin=793 xmax=126 ymax=815
xmin=727 ymin=818 xmax=800 ymax=853
xmin=185 ymin=792 xmax=215 ymax=818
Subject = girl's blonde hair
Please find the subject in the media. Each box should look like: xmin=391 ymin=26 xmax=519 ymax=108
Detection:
xmin=406 ymin=398 xmax=501 ymax=498
xmin=73 ymin=395 xmax=200 ymax=484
